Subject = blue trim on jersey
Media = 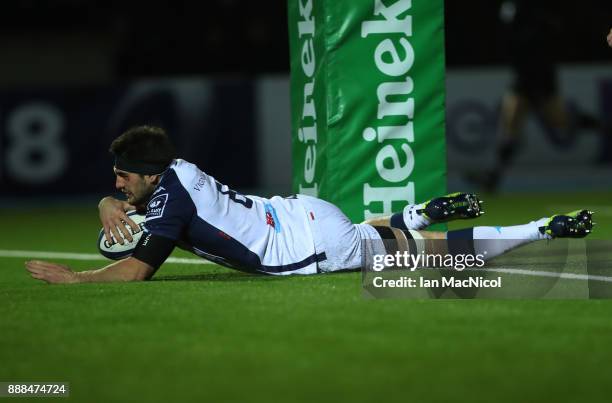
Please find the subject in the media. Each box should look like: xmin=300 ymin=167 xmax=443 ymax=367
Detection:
xmin=260 ymin=252 xmax=327 ymax=273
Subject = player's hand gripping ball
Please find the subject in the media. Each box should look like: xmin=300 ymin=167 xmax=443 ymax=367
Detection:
xmin=97 ymin=211 xmax=146 ymax=260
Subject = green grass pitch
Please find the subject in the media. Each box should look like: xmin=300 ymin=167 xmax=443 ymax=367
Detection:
xmin=1 ymin=192 xmax=612 ymax=403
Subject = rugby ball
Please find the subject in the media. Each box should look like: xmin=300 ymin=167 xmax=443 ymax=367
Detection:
xmin=97 ymin=211 xmax=147 ymax=260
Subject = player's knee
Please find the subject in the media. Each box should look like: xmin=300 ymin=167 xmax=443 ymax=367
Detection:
xmin=361 ymin=216 xmax=391 ymax=226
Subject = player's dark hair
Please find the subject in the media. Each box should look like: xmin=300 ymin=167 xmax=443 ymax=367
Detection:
xmin=110 ymin=126 xmax=176 ymax=175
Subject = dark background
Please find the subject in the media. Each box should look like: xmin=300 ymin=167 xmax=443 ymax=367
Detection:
xmin=1 ymin=0 xmax=611 ymax=78
xmin=0 ymin=0 xmax=611 ymax=198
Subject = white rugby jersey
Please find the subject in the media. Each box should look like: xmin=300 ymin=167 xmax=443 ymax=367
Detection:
xmin=143 ymin=159 xmax=325 ymax=274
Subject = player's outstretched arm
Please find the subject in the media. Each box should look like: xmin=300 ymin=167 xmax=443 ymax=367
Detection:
xmin=25 ymin=257 xmax=155 ymax=284
xmin=98 ymin=196 xmax=141 ymax=245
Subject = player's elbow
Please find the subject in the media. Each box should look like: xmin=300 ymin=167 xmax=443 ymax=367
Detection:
xmin=121 ymin=257 xmax=156 ymax=282
xmin=128 ymin=272 xmax=149 ymax=282
xmin=125 ymin=264 xmax=155 ymax=281
xmin=131 ymin=268 xmax=154 ymax=281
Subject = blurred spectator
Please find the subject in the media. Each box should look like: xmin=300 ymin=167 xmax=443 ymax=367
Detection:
xmin=468 ymin=0 xmax=612 ymax=192
xmin=608 ymin=28 xmax=612 ymax=47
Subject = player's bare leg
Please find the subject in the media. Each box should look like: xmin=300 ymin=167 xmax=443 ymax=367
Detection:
xmin=500 ymin=92 xmax=530 ymax=138
xmin=537 ymin=94 xmax=611 ymax=163
xmin=465 ymin=92 xmax=529 ymax=192
xmin=539 ymin=95 xmax=569 ymax=131
xmin=487 ymin=92 xmax=530 ymax=191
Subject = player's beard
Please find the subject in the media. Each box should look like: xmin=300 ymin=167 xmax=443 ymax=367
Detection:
xmin=126 ymin=183 xmax=154 ymax=207
xmin=129 ymin=190 xmax=152 ymax=207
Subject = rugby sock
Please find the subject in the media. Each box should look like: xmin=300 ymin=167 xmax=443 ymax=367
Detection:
xmin=447 ymin=218 xmax=550 ymax=261
xmin=391 ymin=203 xmax=430 ymax=231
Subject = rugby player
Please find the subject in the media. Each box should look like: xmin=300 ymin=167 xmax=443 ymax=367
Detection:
xmin=467 ymin=1 xmax=611 ymax=190
xmin=25 ymin=126 xmax=594 ymax=284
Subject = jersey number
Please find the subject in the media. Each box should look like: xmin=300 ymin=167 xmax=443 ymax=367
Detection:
xmin=215 ymin=182 xmax=253 ymax=209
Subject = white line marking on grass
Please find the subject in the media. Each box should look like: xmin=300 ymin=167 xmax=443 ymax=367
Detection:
xmin=166 ymin=257 xmax=214 ymax=265
xmin=549 ymin=205 xmax=612 ymax=216
xmin=483 ymin=267 xmax=612 ymax=283
xmin=3 ymin=250 xmax=612 ymax=282
xmin=0 ymin=249 xmax=213 ymax=265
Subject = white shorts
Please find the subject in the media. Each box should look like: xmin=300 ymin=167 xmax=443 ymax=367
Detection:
xmin=297 ymin=195 xmax=385 ymax=273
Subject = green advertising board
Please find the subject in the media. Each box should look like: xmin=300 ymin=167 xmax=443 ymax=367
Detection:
xmin=289 ymin=0 xmax=446 ymax=222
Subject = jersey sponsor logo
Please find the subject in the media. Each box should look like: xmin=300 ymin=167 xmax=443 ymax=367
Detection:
xmin=146 ymin=193 xmax=168 ymax=220
xmin=264 ymin=203 xmax=281 ymax=233
xmin=194 ymin=174 xmax=207 ymax=191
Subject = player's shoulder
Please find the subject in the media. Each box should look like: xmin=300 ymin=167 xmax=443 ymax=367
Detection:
xmin=168 ymin=158 xmax=193 ymax=174
xmin=165 ymin=159 xmax=208 ymax=186
xmin=146 ymin=159 xmax=199 ymax=219
xmin=165 ymin=158 xmax=218 ymax=196
xmin=155 ymin=159 xmax=196 ymax=191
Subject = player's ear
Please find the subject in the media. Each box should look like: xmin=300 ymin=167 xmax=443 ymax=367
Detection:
xmin=145 ymin=174 xmax=161 ymax=186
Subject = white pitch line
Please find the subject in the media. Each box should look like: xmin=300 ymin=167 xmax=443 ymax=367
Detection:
xmin=0 ymin=249 xmax=213 ymax=265
xmin=549 ymin=205 xmax=612 ymax=216
xmin=482 ymin=267 xmax=612 ymax=283
xmin=3 ymin=249 xmax=612 ymax=282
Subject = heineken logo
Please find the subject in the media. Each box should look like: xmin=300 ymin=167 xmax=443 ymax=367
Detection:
xmin=296 ymin=0 xmax=319 ymax=197
xmin=361 ymin=0 xmax=416 ymax=219
xmin=289 ymin=0 xmax=445 ymax=223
